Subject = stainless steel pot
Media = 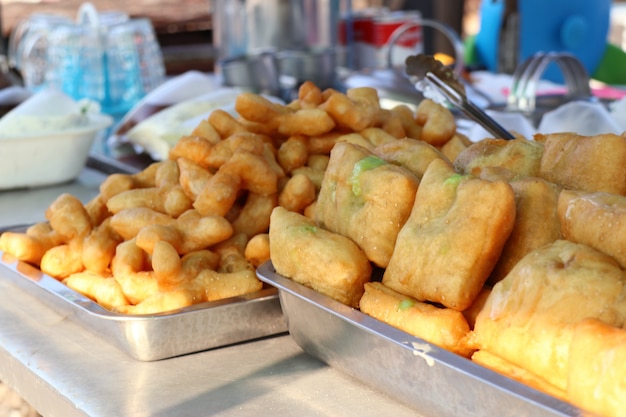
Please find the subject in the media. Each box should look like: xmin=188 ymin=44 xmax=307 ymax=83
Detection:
xmin=277 ymin=47 xmax=338 ymax=91
xmin=220 ymin=52 xmax=281 ymax=96
xmin=212 ymin=0 xmax=343 ymax=97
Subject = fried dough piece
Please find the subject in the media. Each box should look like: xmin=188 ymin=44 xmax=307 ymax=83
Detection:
xmin=468 ymin=240 xmax=626 ymax=391
xmin=40 ymin=238 xmax=84 ymax=279
xmin=82 ymin=217 xmax=123 ymax=275
xmin=109 ymin=207 xmax=176 ymax=240
xmin=390 ymin=104 xmax=422 ymax=140
xmin=485 ymin=176 xmax=562 ymax=284
xmin=461 ymin=286 xmax=491 ymax=330
xmin=439 ymin=132 xmax=472 ymax=163
xmin=360 ymin=282 xmax=473 ymax=357
xmin=315 ymin=142 xmax=419 ymax=268
xmin=414 ymin=98 xmax=456 ymax=147
xmin=471 ymin=350 xmax=567 ymax=401
xmin=176 ymin=157 xmax=213 ymax=200
xmin=269 ymin=206 xmax=372 ymax=308
xmin=320 ymin=87 xmax=380 ymax=132
xmin=558 ymin=189 xmax=626 ymax=270
xmin=46 ymin=193 xmax=93 ymax=241
xmin=537 ymin=132 xmax=626 ymax=195
xmin=567 ymin=319 xmax=626 ymax=417
xmin=454 ymin=137 xmax=544 ymax=178
xmin=383 ymin=158 xmax=516 ymax=311
xmin=63 ymin=271 xmax=129 ymax=310
xmin=373 ymin=137 xmax=452 ymax=180
xmin=0 ymin=222 xmax=62 ymax=266
xmin=114 ymin=289 xmax=197 ymax=315
xmin=192 ymin=267 xmax=263 ymax=302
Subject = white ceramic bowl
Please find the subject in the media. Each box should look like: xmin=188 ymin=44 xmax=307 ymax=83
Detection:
xmin=0 ymin=113 xmax=113 ymax=189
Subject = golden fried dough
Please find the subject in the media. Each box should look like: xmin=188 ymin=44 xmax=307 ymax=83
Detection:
xmin=471 ymin=350 xmax=567 ymax=401
xmin=373 ymin=137 xmax=452 ymax=179
xmin=383 ymin=158 xmax=516 ymax=311
xmin=461 ymin=286 xmax=491 ymax=330
xmin=40 ymin=238 xmax=84 ymax=279
xmin=415 ymin=98 xmax=456 ymax=146
xmin=196 ymin=269 xmax=263 ymax=301
xmin=63 ymin=271 xmax=129 ymax=310
xmin=46 ymin=193 xmax=93 ymax=241
xmin=0 ymin=232 xmax=43 ymax=265
xmin=360 ymin=282 xmax=473 ymax=357
xmin=468 ymin=240 xmax=626 ymax=391
xmin=269 ymin=206 xmax=371 ymax=308
xmin=454 ymin=137 xmax=544 ymax=178
xmin=537 ymin=132 xmax=626 ymax=195
xmin=487 ymin=176 xmax=562 ymax=284
xmin=439 ymin=132 xmax=472 ymax=163
xmin=567 ymin=319 xmax=626 ymax=417
xmin=320 ymin=87 xmax=380 ymax=132
xmin=558 ymin=189 xmax=626 ymax=270
xmin=315 ymin=142 xmax=419 ymax=268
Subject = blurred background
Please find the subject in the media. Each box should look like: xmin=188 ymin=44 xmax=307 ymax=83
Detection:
xmin=0 ymin=0 xmax=482 ymax=76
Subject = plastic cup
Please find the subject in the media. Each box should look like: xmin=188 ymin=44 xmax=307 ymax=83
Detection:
xmin=120 ymin=18 xmax=166 ymax=98
xmin=9 ymin=5 xmax=166 ymax=119
xmin=8 ymin=14 xmax=73 ymax=90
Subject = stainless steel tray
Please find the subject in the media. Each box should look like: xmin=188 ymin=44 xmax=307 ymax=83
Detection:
xmin=0 ymin=250 xmax=288 ymax=361
xmin=256 ymin=261 xmax=582 ymax=417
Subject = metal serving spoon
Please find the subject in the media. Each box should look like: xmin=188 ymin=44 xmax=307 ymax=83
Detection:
xmin=405 ymin=54 xmax=515 ymax=140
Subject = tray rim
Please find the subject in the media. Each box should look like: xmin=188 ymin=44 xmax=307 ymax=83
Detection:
xmin=256 ymin=260 xmax=582 ymax=417
xmin=1 ymin=249 xmax=280 ymax=322
xmin=0 ymin=249 xmax=287 ymax=361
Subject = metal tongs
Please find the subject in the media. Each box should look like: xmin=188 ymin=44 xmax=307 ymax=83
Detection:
xmin=405 ymin=54 xmax=515 ymax=140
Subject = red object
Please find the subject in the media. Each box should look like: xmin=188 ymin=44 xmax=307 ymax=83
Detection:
xmin=339 ymin=10 xmax=422 ymax=69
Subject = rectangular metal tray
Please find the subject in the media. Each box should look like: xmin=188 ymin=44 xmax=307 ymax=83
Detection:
xmin=256 ymin=261 xmax=583 ymax=417
xmin=0 ymin=250 xmax=288 ymax=361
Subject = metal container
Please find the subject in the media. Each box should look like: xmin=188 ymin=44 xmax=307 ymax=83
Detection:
xmin=257 ymin=261 xmax=583 ymax=417
xmin=211 ymin=0 xmax=342 ymax=95
xmin=0 ymin=249 xmax=288 ymax=361
xmin=277 ymin=47 xmax=338 ymax=92
xmin=211 ymin=0 xmax=340 ymax=60
xmin=220 ymin=52 xmax=281 ymax=96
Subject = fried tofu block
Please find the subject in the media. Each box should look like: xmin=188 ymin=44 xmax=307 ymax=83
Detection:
xmin=360 ymin=282 xmax=473 ymax=356
xmin=269 ymin=206 xmax=372 ymax=307
xmin=383 ymin=158 xmax=516 ymax=311
xmin=558 ymin=189 xmax=626 ymax=270
xmin=454 ymin=137 xmax=544 ymax=178
xmin=373 ymin=137 xmax=453 ymax=180
xmin=486 ymin=176 xmax=562 ymax=284
xmin=537 ymin=132 xmax=626 ymax=195
xmin=468 ymin=240 xmax=626 ymax=391
xmin=315 ymin=142 xmax=419 ymax=268
xmin=567 ymin=319 xmax=626 ymax=417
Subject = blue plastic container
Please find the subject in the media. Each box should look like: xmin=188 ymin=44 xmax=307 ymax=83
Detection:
xmin=474 ymin=0 xmax=611 ymax=82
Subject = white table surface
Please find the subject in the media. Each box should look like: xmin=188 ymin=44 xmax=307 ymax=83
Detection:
xmin=0 ymin=168 xmax=422 ymax=417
